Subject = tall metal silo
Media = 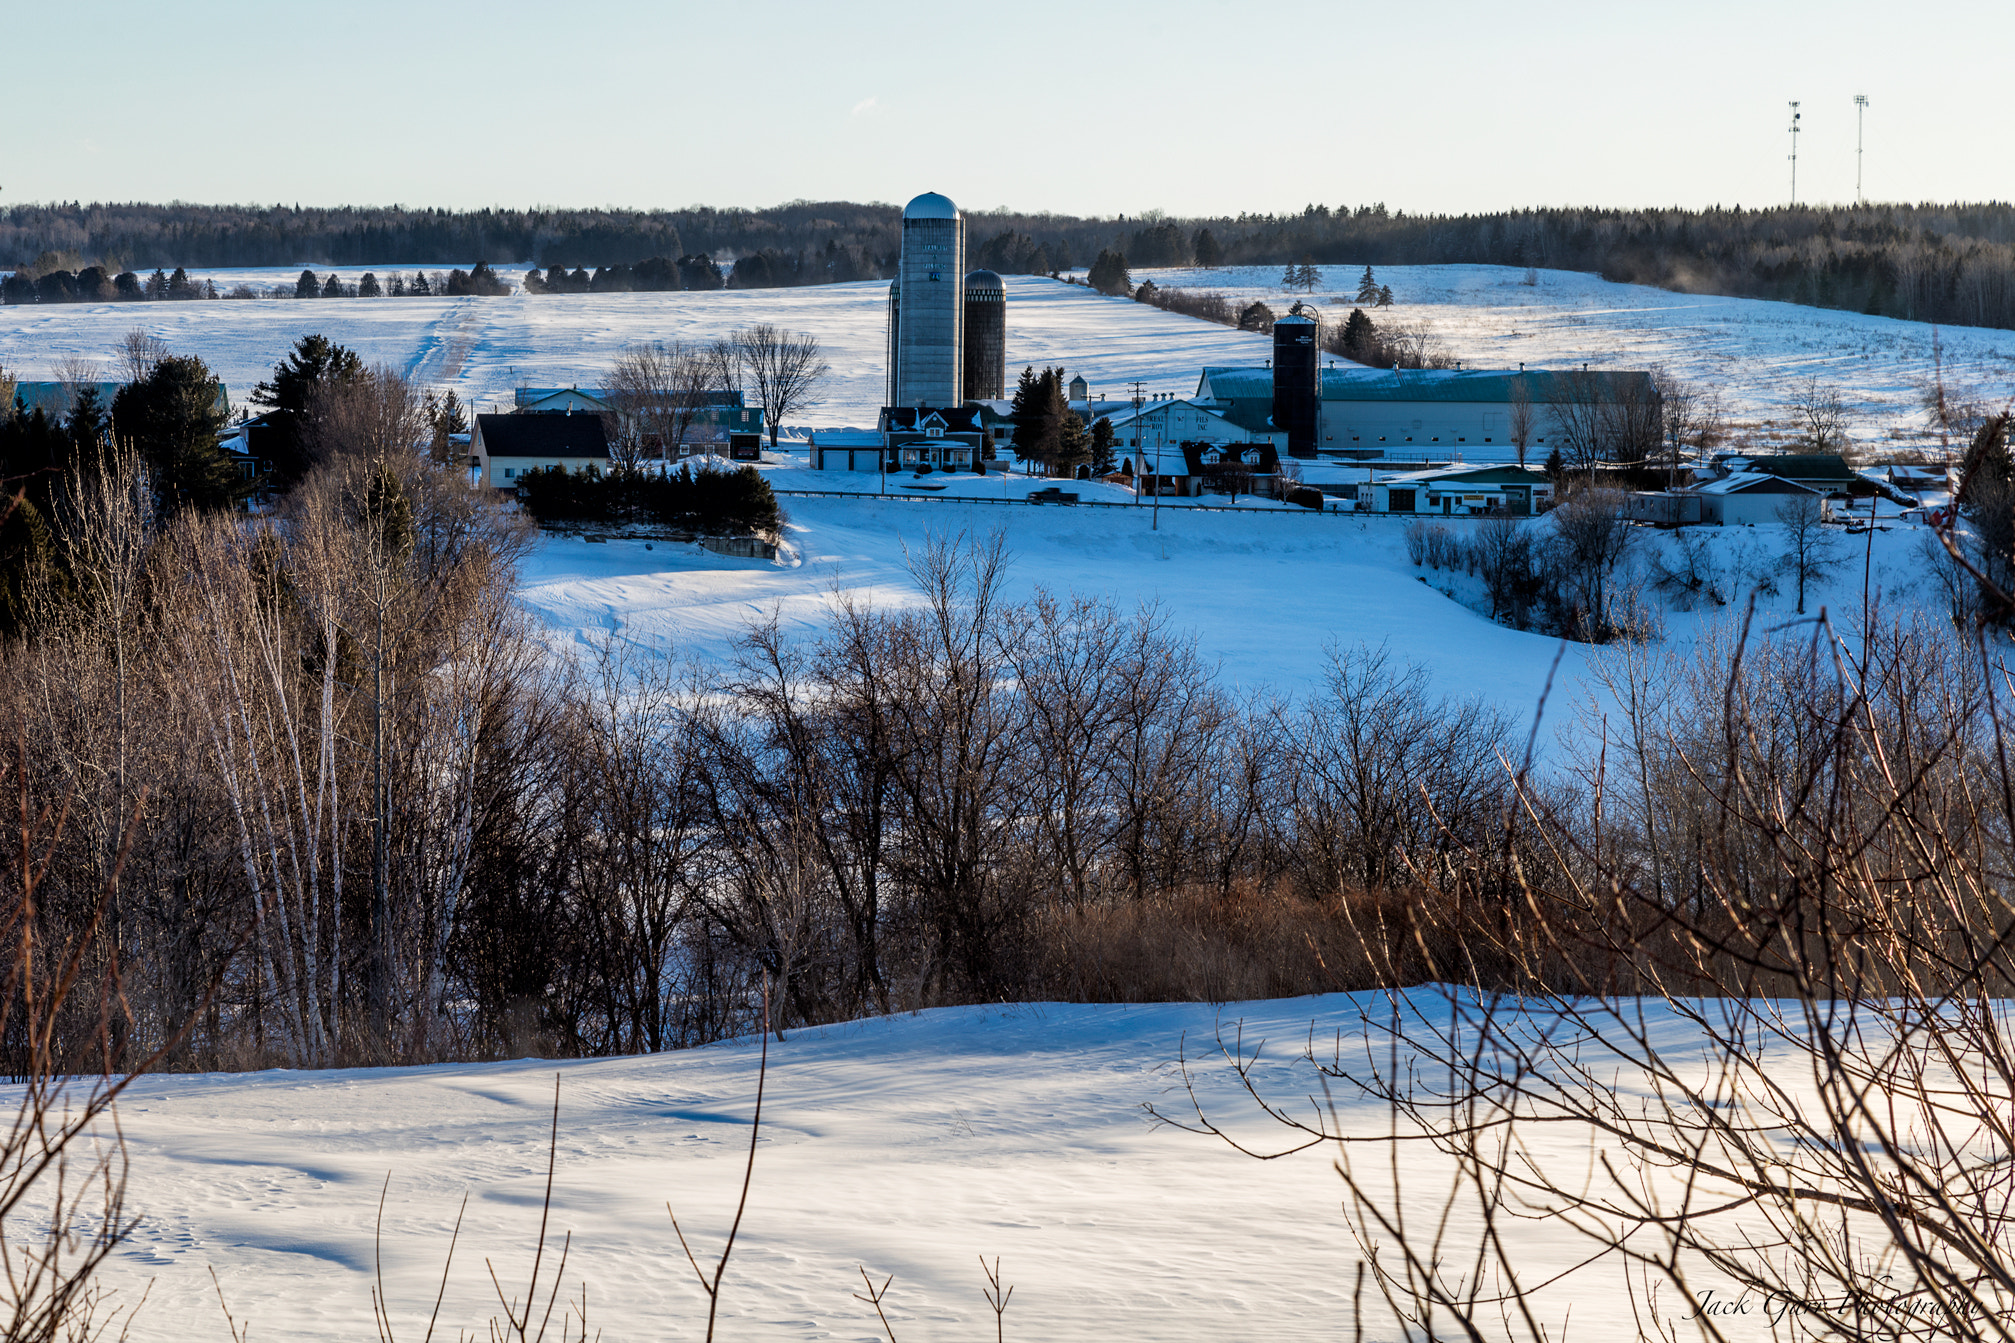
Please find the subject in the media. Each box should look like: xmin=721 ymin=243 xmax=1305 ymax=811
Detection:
xmin=1273 ymin=312 xmax=1320 ymax=458
xmin=892 ymin=192 xmax=964 ymax=406
xmin=962 ymin=269 xmax=1006 ymax=401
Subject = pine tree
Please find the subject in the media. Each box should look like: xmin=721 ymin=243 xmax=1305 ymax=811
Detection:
xmin=1193 ymin=228 xmax=1223 ymax=269
xmin=388 ymin=273 xmax=407 ymax=297
xmin=1281 ymin=261 xmax=1298 ymax=290
xmin=1340 ymin=308 xmax=1379 ymax=364
xmin=1376 ymin=283 xmax=1395 ymax=307
xmin=1090 ymin=415 xmax=1116 ymax=473
xmin=1296 ymin=257 xmax=1321 ymax=292
xmin=358 ymin=272 xmax=382 ymax=298
xmin=322 ymin=273 xmax=344 ymax=298
xmin=1056 ymin=409 xmax=1091 ymax=474
xmin=1087 ymin=250 xmax=1131 ymax=297
xmin=147 ymin=268 xmax=170 ymax=300
xmin=295 ymin=268 xmax=320 ymax=298
xmin=411 ymin=271 xmax=431 ymax=296
xmin=110 ymin=354 xmax=237 ymax=512
xmin=167 ymin=266 xmax=194 ymax=299
xmin=250 ymin=334 xmax=366 ymax=488
xmin=1356 ymin=265 xmax=1379 ymax=304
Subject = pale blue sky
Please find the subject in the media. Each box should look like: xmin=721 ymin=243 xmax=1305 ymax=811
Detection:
xmin=5 ymin=0 xmax=2009 ymax=216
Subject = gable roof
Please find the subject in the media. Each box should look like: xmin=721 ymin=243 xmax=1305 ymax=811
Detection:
xmin=1719 ymin=453 xmax=1856 ymax=481
xmin=882 ymin=404 xmax=981 ymax=432
xmin=474 ymin=413 xmax=610 ymax=457
xmin=1381 ymin=464 xmax=1551 ymax=486
xmin=1691 ymin=471 xmax=1823 ymax=496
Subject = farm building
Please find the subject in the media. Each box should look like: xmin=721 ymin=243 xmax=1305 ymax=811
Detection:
xmin=1358 ymin=464 xmax=1554 ymax=515
xmin=1689 ymin=472 xmax=1830 ymax=526
xmin=1194 ymin=366 xmax=1658 ymax=461
xmin=1099 ymin=395 xmax=1282 ymax=455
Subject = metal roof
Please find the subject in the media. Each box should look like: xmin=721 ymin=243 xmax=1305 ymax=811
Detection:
xmin=903 ymin=192 xmax=959 ymax=220
xmin=1198 ymin=366 xmax=1658 ymax=405
xmin=474 ymin=413 xmax=609 ymax=457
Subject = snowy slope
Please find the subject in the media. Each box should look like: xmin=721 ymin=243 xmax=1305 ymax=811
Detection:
xmin=7 ymin=263 xmax=2008 ymax=443
xmin=98 ymin=995 xmax=1753 ymax=1343
xmin=1138 ymin=262 xmax=2015 ymax=454
xmin=0 ymin=273 xmax=1270 ymax=424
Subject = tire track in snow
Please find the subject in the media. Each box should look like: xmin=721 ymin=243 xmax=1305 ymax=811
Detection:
xmin=403 ymin=298 xmax=481 ymax=385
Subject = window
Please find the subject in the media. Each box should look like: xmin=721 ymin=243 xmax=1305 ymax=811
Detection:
xmin=504 ymin=467 xmax=514 ymax=478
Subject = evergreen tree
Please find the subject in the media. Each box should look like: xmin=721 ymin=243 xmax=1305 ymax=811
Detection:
xmin=1056 ymin=409 xmax=1091 ymax=474
xmin=66 ymin=384 xmax=106 ymax=457
xmin=0 ymin=492 xmax=54 ymax=638
xmin=1087 ymin=250 xmax=1131 ymax=297
xmin=168 ymin=266 xmax=195 ymax=299
xmin=1281 ymin=261 xmax=1298 ymax=290
xmin=358 ymin=272 xmax=382 ymax=297
xmin=388 ymin=272 xmax=407 ymax=297
xmin=1133 ymin=278 xmax=1160 ymax=305
xmin=1296 ymin=257 xmax=1321 ymax=292
xmin=1090 ymin=415 xmax=1117 ymax=473
xmin=113 ymin=271 xmax=143 ymax=300
xmin=1376 ymin=283 xmax=1395 ymax=307
xmin=250 ymin=334 xmax=366 ymax=488
xmin=1340 ymin=308 xmax=1379 ymax=363
xmin=296 ymin=268 xmax=321 ymax=298
xmin=1193 ymin=228 xmax=1224 ymax=269
xmin=110 ymin=354 xmax=237 ymax=512
xmin=322 ymin=272 xmax=344 ymax=298
xmin=1236 ymin=301 xmax=1275 ymax=332
xmin=411 ymin=271 xmax=431 ymax=296
xmin=146 ymin=268 xmax=169 ymax=300
xmin=1544 ymin=445 xmax=1564 ymax=480
xmin=1356 ymin=265 xmax=1379 ymax=304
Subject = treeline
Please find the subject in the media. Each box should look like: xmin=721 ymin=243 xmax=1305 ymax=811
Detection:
xmin=10 ymin=199 xmax=2015 ymax=325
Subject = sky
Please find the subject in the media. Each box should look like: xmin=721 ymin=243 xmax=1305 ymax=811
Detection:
xmin=4 ymin=0 xmax=2010 ymax=218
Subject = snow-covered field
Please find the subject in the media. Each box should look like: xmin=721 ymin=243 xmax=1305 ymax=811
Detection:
xmin=1135 ymin=262 xmax=2015 ymax=453
xmin=5 ymin=262 xmax=2009 ymax=443
xmin=99 ymin=995 xmax=1746 ymax=1343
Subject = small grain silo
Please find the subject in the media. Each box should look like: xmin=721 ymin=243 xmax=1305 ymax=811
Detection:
xmin=962 ymin=269 xmax=1006 ymax=401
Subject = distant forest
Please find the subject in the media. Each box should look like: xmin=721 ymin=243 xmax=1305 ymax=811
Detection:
xmin=5 ymin=199 xmax=2015 ymax=329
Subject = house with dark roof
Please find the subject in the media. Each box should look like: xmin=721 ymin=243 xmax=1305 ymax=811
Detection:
xmin=1195 ymin=366 xmax=1658 ymax=461
xmin=514 ymin=386 xmax=763 ymax=459
xmin=472 ymin=413 xmax=611 ymax=488
xmin=881 ymin=405 xmax=984 ymax=471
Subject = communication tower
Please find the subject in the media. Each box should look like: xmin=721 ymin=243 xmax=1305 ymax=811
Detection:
xmin=1787 ymin=101 xmax=1802 ymax=204
xmin=1854 ymin=95 xmax=1869 ymax=202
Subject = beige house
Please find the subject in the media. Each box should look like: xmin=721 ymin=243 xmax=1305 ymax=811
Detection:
xmin=471 ymin=413 xmax=611 ymax=488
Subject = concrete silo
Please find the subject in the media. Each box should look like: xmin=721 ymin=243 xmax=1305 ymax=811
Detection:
xmin=890 ymin=191 xmax=964 ymax=407
xmin=962 ymin=269 xmax=1006 ymax=401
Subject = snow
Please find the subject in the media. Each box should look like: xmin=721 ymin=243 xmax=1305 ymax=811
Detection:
xmin=95 ymin=994 xmax=1749 ymax=1343
xmin=0 ymin=272 xmax=1271 ymax=423
xmin=1137 ymin=262 xmax=2015 ymax=454
xmin=517 ymin=491 xmax=1589 ymax=710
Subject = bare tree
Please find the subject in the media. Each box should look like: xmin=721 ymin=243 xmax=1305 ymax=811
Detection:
xmin=1547 ymin=485 xmax=1633 ymax=638
xmin=1547 ymin=370 xmax=1609 ymax=470
xmin=733 ymin=325 xmax=830 ymax=452
xmin=1774 ymin=491 xmax=1837 ymax=614
xmin=605 ymin=341 xmax=714 ymax=469
xmin=312 ymin=363 xmax=426 ymax=465
xmin=1506 ymin=375 xmax=1535 ymax=469
xmin=1792 ymin=375 xmax=1852 ymax=457
xmin=117 ymin=329 xmax=167 ymax=385
xmin=1653 ymin=367 xmax=1723 ymax=485
xmin=51 ymin=355 xmax=101 ymax=420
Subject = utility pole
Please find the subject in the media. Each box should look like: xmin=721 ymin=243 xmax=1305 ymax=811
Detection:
xmin=1128 ymin=381 xmax=1146 ymax=507
xmin=1152 ymin=398 xmax=1164 ymax=533
xmin=1787 ymin=101 xmax=1802 ymax=205
xmin=1854 ymin=94 xmax=1869 ymax=202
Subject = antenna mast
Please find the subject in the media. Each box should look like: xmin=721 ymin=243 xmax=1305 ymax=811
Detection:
xmin=1787 ymin=101 xmax=1802 ymax=205
xmin=1854 ymin=94 xmax=1869 ymax=202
